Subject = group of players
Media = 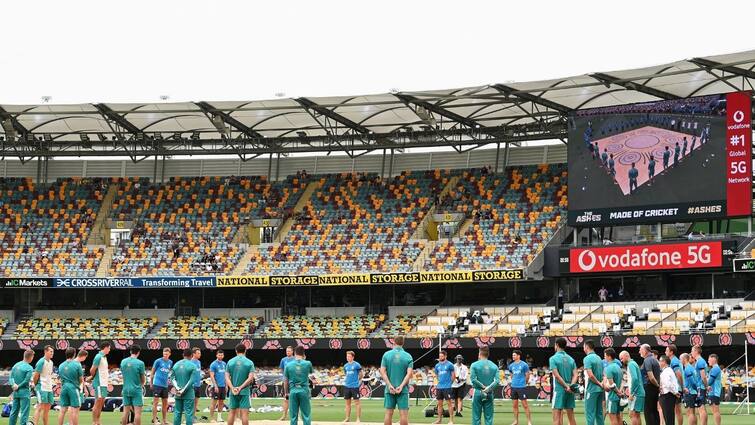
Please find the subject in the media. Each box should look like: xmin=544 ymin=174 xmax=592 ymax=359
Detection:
xmin=8 ymin=336 xmax=727 ymax=425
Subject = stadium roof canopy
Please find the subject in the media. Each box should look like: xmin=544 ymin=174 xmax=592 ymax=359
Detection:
xmin=1 ymin=50 xmax=753 ymax=162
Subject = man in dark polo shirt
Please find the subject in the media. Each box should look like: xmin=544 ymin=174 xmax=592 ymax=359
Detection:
xmin=640 ymin=344 xmax=661 ymax=425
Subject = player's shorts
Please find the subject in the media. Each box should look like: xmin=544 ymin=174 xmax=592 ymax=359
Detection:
xmin=435 ymin=388 xmax=453 ymax=401
xmin=153 ymin=385 xmax=169 ymax=399
xmin=696 ymin=392 xmax=707 ymax=405
xmin=707 ymin=395 xmax=720 ymax=405
xmin=451 ymin=385 xmax=467 ymax=400
xmin=629 ymin=396 xmax=644 ymax=413
xmin=683 ymin=393 xmax=701 ymax=409
xmin=343 ymin=387 xmax=360 ymax=400
xmin=59 ymin=386 xmax=81 ymax=408
xmin=122 ymin=392 xmax=144 ymax=407
xmin=510 ymin=388 xmax=527 ymax=400
xmin=94 ymin=385 xmax=108 ymax=399
xmin=384 ymin=392 xmax=409 ymax=410
xmin=194 ymin=387 xmax=201 ymax=398
xmin=551 ymin=390 xmax=575 ymax=410
xmin=228 ymin=394 xmax=250 ymax=410
xmin=606 ymin=398 xmax=621 ymax=414
xmin=36 ymin=390 xmax=54 ymax=405
xmin=212 ymin=387 xmax=227 ymax=400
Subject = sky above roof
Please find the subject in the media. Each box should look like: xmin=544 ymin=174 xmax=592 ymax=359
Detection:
xmin=1 ymin=0 xmax=753 ymax=105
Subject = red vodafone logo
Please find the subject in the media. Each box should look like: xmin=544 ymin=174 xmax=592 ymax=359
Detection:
xmin=569 ymin=241 xmax=722 ymax=273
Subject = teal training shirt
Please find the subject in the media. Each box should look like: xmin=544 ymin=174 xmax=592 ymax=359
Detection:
xmin=583 ymin=352 xmax=604 ymax=393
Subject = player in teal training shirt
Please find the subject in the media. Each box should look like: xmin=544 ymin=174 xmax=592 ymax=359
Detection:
xmin=171 ymin=349 xmax=199 ymax=425
xmin=550 ymin=337 xmax=578 ymax=425
xmin=121 ymin=345 xmax=146 ymax=425
xmin=582 ymin=340 xmax=604 ymax=425
xmin=58 ymin=348 xmax=85 ymax=425
xmin=602 ymin=348 xmax=623 ymax=425
xmin=9 ymin=350 xmax=35 ymax=425
xmin=380 ymin=335 xmax=414 ymax=425
xmin=707 ymin=354 xmax=723 ymax=425
xmin=469 ymin=346 xmax=499 ymax=425
xmin=620 ymin=349 xmax=645 ymax=424
xmin=284 ymin=346 xmax=315 ymax=425
xmin=226 ymin=344 xmax=255 ymax=425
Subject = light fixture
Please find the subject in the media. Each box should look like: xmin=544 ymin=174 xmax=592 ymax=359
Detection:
xmin=43 ymin=134 xmax=53 ymax=142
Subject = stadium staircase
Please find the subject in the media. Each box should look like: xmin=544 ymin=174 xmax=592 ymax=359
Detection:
xmin=412 ymin=240 xmax=435 ymax=271
xmin=526 ymin=218 xmax=571 ymax=279
xmin=1 ymin=317 xmax=22 ymax=339
xmin=231 ymin=245 xmax=258 ymax=275
xmin=411 ymin=175 xmax=459 ymax=240
xmin=95 ymin=246 xmax=115 ymax=277
xmin=86 ymin=183 xmax=118 ymax=246
xmin=274 ymin=180 xmax=320 ymax=243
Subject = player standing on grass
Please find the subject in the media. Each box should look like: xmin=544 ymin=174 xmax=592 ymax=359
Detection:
xmin=209 ymin=349 xmax=227 ymax=423
xmin=433 ymin=350 xmax=456 ymax=424
xmin=91 ymin=342 xmax=111 ymax=425
xmin=706 ymin=354 xmax=722 ymax=425
xmin=32 ymin=345 xmax=55 ymax=425
xmin=620 ymin=351 xmax=645 ymax=425
xmin=469 ymin=346 xmax=498 ymax=425
xmin=665 ymin=345 xmax=684 ymax=425
xmin=58 ymin=348 xmax=84 ymax=425
xmin=550 ymin=338 xmax=578 ymax=425
xmin=75 ymin=350 xmax=89 ymax=410
xmin=171 ymin=349 xmax=198 ymax=425
xmin=603 ymin=348 xmax=623 ymax=425
xmin=151 ymin=348 xmax=173 ymax=425
xmin=121 ymin=345 xmax=146 ymax=425
xmin=380 ymin=336 xmax=414 ymax=425
xmin=190 ymin=348 xmax=204 ymax=421
xmin=452 ymin=355 xmax=468 ymax=417
xmin=509 ymin=349 xmax=533 ymax=425
xmin=583 ymin=340 xmax=605 ymax=425
xmin=225 ymin=344 xmax=255 ymax=425
xmin=681 ymin=353 xmax=699 ymax=425
xmin=9 ymin=349 xmax=35 ymax=425
xmin=284 ymin=346 xmax=315 ymax=425
xmin=278 ymin=346 xmax=295 ymax=421
xmin=691 ymin=346 xmax=708 ymax=425
xmin=342 ymin=350 xmax=363 ymax=423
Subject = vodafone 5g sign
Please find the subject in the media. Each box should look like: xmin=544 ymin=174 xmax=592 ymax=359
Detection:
xmin=567 ymin=241 xmax=723 ymax=273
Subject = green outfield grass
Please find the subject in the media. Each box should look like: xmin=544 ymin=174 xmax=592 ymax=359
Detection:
xmin=9 ymin=398 xmax=754 ymax=425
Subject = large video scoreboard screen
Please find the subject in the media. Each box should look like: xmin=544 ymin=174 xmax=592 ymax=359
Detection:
xmin=567 ymin=92 xmax=751 ymax=226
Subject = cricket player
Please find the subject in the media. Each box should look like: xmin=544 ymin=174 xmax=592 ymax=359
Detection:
xmin=706 ymin=354 xmax=722 ymax=425
xmin=9 ymin=349 xmax=35 ymax=425
xmin=648 ymin=155 xmax=656 ymax=180
xmin=278 ymin=346 xmax=295 ymax=421
xmin=75 ymin=350 xmax=89 ymax=410
xmin=603 ymin=348 xmax=623 ymax=425
xmin=620 ymin=351 xmax=644 ymax=425
xmin=32 ymin=345 xmax=55 ymax=425
xmin=583 ymin=340 xmax=605 ymax=425
xmin=665 ymin=345 xmax=683 ymax=425
xmin=121 ymin=345 xmax=146 ymax=425
xmin=209 ymin=349 xmax=227 ymax=423
xmin=682 ymin=353 xmax=700 ymax=425
xmin=663 ymin=146 xmax=670 ymax=169
xmin=343 ymin=350 xmax=363 ymax=423
xmin=225 ymin=344 xmax=255 ymax=425
xmin=692 ymin=346 xmax=708 ymax=425
xmin=452 ymin=355 xmax=468 ymax=417
xmin=469 ymin=346 xmax=498 ymax=425
xmin=550 ymin=337 xmax=578 ymax=425
xmin=91 ymin=342 xmax=112 ymax=425
xmin=433 ymin=350 xmax=456 ymax=424
xmin=171 ymin=349 xmax=199 ymax=425
xmin=628 ymin=163 xmax=639 ymax=193
xmin=508 ymin=350 xmax=532 ymax=425
xmin=58 ymin=348 xmax=84 ymax=425
xmin=151 ymin=348 xmax=173 ymax=425
xmin=190 ymin=348 xmax=203 ymax=418
xmin=284 ymin=346 xmax=315 ymax=425
xmin=379 ymin=336 xmax=414 ymax=425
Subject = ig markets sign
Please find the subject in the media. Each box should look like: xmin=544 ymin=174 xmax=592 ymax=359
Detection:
xmin=561 ymin=241 xmax=730 ymax=274
xmin=732 ymin=258 xmax=755 ymax=273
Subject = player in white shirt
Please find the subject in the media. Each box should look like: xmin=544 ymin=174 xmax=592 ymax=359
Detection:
xmin=32 ymin=345 xmax=55 ymax=425
xmin=452 ymin=355 xmax=469 ymax=417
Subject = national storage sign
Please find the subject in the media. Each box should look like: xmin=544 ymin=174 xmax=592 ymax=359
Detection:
xmin=559 ymin=240 xmax=735 ymax=274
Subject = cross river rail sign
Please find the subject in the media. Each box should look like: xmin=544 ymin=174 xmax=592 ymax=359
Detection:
xmin=732 ymin=257 xmax=755 ymax=272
